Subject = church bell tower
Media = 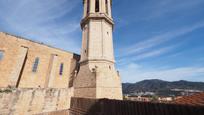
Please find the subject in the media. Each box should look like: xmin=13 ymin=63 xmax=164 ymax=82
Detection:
xmin=73 ymin=0 xmax=122 ymax=100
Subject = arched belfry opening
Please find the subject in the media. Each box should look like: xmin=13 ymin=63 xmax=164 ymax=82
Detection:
xmin=83 ymin=0 xmax=112 ymax=17
xmin=95 ymin=0 xmax=99 ymax=12
xmin=87 ymin=0 xmax=90 ymax=14
xmin=106 ymin=0 xmax=108 ymax=14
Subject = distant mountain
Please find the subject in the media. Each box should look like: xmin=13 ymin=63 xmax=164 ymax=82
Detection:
xmin=122 ymin=79 xmax=204 ymax=96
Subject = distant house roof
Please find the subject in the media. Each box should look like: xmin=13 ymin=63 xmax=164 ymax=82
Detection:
xmin=174 ymin=92 xmax=204 ymax=106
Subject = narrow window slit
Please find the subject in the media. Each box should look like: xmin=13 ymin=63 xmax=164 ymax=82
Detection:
xmin=32 ymin=57 xmax=39 ymax=72
xmin=109 ymin=66 xmax=111 ymax=70
xmin=59 ymin=63 xmax=64 ymax=75
xmin=0 ymin=51 xmax=4 ymax=61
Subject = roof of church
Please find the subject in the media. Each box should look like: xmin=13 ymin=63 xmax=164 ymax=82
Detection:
xmin=174 ymin=92 xmax=204 ymax=106
xmin=0 ymin=32 xmax=80 ymax=56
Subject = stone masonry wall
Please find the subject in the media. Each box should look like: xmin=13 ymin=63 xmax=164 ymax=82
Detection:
xmin=0 ymin=88 xmax=73 ymax=115
xmin=0 ymin=32 xmax=79 ymax=88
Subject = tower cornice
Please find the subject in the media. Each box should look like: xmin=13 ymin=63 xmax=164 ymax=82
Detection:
xmin=80 ymin=59 xmax=115 ymax=66
xmin=80 ymin=13 xmax=114 ymax=29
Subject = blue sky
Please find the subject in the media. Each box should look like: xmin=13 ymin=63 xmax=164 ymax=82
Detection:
xmin=0 ymin=0 xmax=204 ymax=83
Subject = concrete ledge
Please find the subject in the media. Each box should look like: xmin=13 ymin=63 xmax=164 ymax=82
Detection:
xmin=35 ymin=109 xmax=69 ymax=115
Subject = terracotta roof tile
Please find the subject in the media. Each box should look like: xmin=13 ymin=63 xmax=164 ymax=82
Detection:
xmin=174 ymin=92 xmax=204 ymax=106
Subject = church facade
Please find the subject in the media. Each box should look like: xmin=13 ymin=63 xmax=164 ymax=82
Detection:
xmin=0 ymin=32 xmax=79 ymax=89
xmin=0 ymin=0 xmax=122 ymax=114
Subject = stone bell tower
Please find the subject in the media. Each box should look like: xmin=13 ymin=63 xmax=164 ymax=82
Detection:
xmin=73 ymin=0 xmax=122 ymax=100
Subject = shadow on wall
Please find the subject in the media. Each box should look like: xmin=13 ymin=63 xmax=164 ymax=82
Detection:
xmin=69 ymin=54 xmax=80 ymax=88
xmin=69 ymin=97 xmax=204 ymax=115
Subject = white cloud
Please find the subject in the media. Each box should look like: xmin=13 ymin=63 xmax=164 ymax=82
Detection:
xmin=131 ymin=45 xmax=176 ymax=62
xmin=118 ymin=21 xmax=204 ymax=59
xmin=119 ymin=63 xmax=204 ymax=83
xmin=117 ymin=45 xmax=175 ymax=66
xmin=0 ymin=0 xmax=81 ymax=53
xmin=145 ymin=0 xmax=204 ymax=20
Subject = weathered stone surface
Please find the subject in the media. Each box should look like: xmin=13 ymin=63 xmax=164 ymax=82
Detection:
xmin=74 ymin=0 xmax=123 ymax=100
xmin=0 ymin=32 xmax=79 ymax=88
xmin=0 ymin=88 xmax=73 ymax=115
xmin=36 ymin=109 xmax=69 ymax=115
